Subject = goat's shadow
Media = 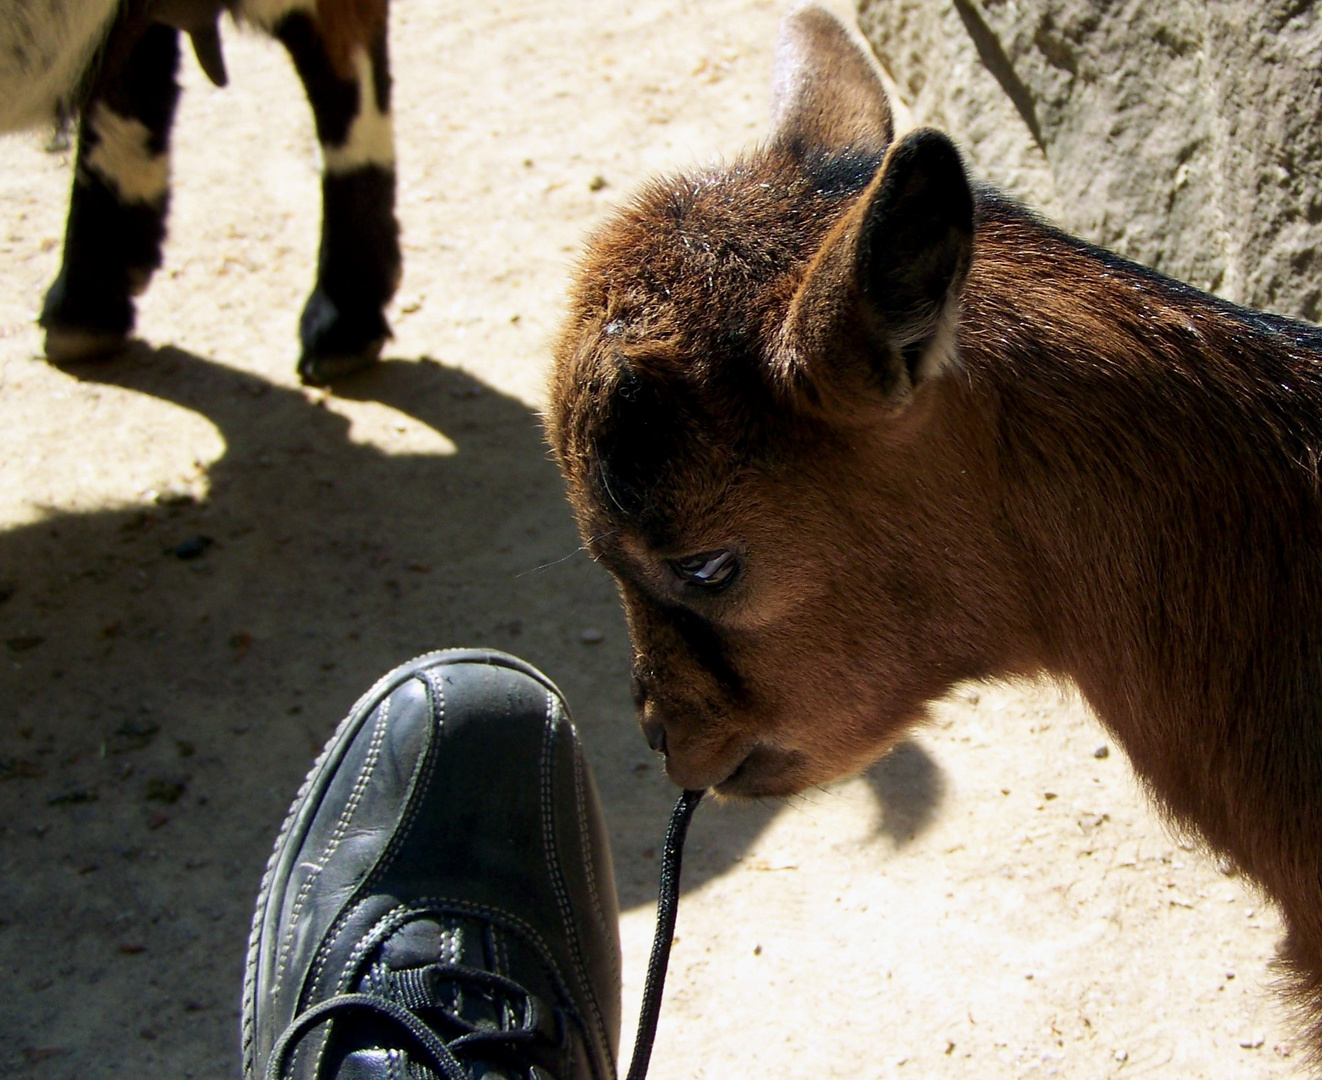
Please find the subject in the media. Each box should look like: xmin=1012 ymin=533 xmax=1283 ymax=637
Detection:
xmin=862 ymin=739 xmax=946 ymax=844
xmin=0 ymin=347 xmax=945 ymax=1074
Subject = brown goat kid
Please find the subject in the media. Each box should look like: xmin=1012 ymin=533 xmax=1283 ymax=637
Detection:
xmin=549 ymin=2 xmax=1322 ymax=1059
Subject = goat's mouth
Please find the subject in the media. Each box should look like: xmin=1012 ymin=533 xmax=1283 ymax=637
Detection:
xmin=710 ymin=744 xmax=808 ymax=798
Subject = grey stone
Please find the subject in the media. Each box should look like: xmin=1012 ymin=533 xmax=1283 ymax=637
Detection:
xmin=858 ymin=0 xmax=1322 ymax=318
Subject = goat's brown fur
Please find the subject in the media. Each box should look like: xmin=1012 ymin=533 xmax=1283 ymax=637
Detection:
xmin=548 ymin=3 xmax=1322 ymax=1061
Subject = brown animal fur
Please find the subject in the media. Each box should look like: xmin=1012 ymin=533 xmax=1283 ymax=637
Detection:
xmin=548 ymin=3 xmax=1322 ymax=1062
xmin=314 ymin=0 xmax=386 ymax=79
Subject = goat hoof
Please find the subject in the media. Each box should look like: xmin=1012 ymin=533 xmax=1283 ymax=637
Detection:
xmin=43 ymin=325 xmax=130 ymax=364
xmin=297 ymin=342 xmax=385 ymax=386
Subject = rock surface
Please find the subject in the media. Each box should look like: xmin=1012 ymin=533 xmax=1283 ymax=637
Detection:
xmin=859 ymin=0 xmax=1322 ymax=318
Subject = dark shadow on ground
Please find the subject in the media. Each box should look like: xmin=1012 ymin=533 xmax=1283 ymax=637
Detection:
xmin=0 ymin=347 xmax=831 ymax=1077
xmin=0 ymin=348 xmax=951 ymax=1073
xmin=862 ymin=740 xmax=946 ymax=845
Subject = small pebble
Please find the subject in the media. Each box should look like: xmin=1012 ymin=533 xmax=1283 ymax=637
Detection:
xmin=1094 ymin=744 xmax=1110 ymax=759
xmin=579 ymin=628 xmax=604 ymax=644
xmin=1239 ymin=1035 xmax=1265 ymax=1050
xmin=1114 ymin=1049 xmax=1128 ymax=1062
xmin=588 ymin=174 xmax=608 ymax=191
xmin=167 ymin=535 xmax=213 ymax=560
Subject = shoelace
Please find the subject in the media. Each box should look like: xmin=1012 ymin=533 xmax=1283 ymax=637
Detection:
xmin=623 ymin=788 xmax=702 ymax=1080
xmin=265 ymin=788 xmax=704 ymax=1080
xmin=264 ymin=965 xmax=553 ymax=1080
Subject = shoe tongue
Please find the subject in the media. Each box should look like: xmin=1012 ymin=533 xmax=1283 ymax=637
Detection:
xmin=332 ymin=915 xmax=559 ymax=1080
xmin=378 ymin=916 xmax=471 ymax=969
xmin=363 ymin=916 xmax=515 ymax=1032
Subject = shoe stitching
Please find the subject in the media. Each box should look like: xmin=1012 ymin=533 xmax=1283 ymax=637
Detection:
xmin=243 ymin=791 xmax=301 ymax=1071
xmin=280 ymin=894 xmax=601 ymax=1080
xmin=323 ymin=896 xmax=591 ymax=1032
xmin=303 ymin=671 xmax=441 ymax=1008
xmin=244 ymin=657 xmax=449 ymax=1076
xmin=415 ymin=896 xmax=582 ymax=1016
xmin=275 ymin=693 xmax=392 ymax=996
xmin=251 ymin=657 xmax=602 ymax=1080
xmin=572 ymin=731 xmax=615 ymax=992
xmin=280 ymin=695 xmax=393 ymax=1077
xmin=540 ymin=699 xmax=613 ymax=1079
xmin=357 ymin=670 xmax=442 ymax=892
xmin=556 ymin=698 xmax=615 ymax=1069
xmin=242 ymin=672 xmax=375 ymax=1073
xmin=308 ymin=674 xmax=444 ymax=1078
xmin=245 ymin=653 xmax=540 ymax=1077
xmin=307 ymin=898 xmax=426 ymax=1077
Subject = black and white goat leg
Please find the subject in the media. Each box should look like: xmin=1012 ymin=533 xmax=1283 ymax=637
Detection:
xmin=40 ymin=21 xmax=181 ymax=363
xmin=275 ymin=7 xmax=400 ymax=385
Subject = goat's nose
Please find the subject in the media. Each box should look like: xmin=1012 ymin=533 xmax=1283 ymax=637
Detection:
xmin=641 ymin=715 xmax=668 ymax=755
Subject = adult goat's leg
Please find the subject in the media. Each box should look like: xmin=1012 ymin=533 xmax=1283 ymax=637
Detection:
xmin=41 ymin=22 xmax=180 ymax=362
xmin=275 ymin=3 xmax=400 ymax=384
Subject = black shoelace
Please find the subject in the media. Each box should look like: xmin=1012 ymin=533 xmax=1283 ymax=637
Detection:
xmin=264 ymin=970 xmax=548 ymax=1080
xmin=265 ymin=788 xmax=704 ymax=1080
xmin=624 ymin=788 xmax=703 ymax=1080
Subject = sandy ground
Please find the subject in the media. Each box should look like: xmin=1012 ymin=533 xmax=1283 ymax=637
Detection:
xmin=0 ymin=1 xmax=1308 ymax=1076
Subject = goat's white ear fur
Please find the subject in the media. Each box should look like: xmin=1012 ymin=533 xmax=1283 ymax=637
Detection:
xmin=769 ymin=3 xmax=895 ymax=157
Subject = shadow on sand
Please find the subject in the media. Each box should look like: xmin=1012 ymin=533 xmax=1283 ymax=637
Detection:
xmin=0 ymin=346 xmax=944 ymax=1075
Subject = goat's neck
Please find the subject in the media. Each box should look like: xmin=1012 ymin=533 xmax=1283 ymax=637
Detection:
xmin=955 ymin=196 xmax=1322 ymax=875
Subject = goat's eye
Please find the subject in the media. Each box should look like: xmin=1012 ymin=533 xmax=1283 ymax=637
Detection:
xmin=669 ymin=549 xmax=740 ymax=589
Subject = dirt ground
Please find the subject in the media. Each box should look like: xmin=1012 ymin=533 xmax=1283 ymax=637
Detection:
xmin=0 ymin=1 xmax=1307 ymax=1076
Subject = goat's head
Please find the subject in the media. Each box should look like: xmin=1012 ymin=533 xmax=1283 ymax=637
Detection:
xmin=549 ymin=5 xmax=1025 ymax=796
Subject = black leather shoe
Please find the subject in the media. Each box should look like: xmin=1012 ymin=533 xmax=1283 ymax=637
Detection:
xmin=242 ymin=649 xmax=621 ymax=1080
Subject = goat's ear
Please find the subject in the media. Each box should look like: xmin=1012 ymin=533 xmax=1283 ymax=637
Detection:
xmin=769 ymin=4 xmax=894 ymax=158
xmin=775 ymin=129 xmax=974 ymax=415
